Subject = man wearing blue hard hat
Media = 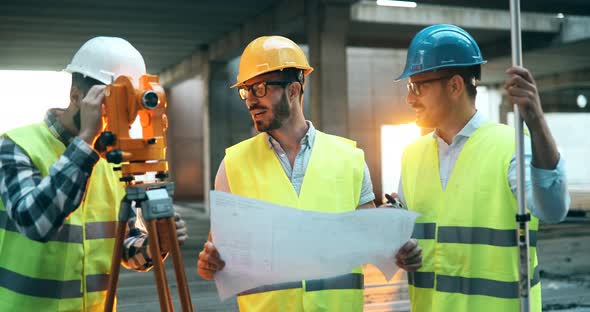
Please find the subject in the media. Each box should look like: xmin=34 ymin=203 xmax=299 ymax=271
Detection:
xmin=390 ymin=24 xmax=570 ymax=311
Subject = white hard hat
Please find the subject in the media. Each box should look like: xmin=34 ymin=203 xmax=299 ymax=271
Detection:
xmin=65 ymin=36 xmax=146 ymax=85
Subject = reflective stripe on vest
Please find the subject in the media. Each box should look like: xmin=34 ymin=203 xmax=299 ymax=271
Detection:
xmin=85 ymin=273 xmax=111 ymax=293
xmin=437 ymin=265 xmax=541 ymax=299
xmin=409 ymin=266 xmax=540 ymax=298
xmin=0 ymin=211 xmax=116 ymax=242
xmin=437 ymin=226 xmax=537 ymax=247
xmin=0 ymin=266 xmax=110 ymax=299
xmin=239 ymin=281 xmax=303 ymax=296
xmin=305 ymin=273 xmax=364 ymax=292
xmin=85 ymin=221 xmax=117 ymax=240
xmin=412 ymin=222 xmax=436 ymax=239
xmin=407 ymin=271 xmax=435 ymax=289
xmin=239 ymin=273 xmax=364 ymax=296
xmin=412 ymin=222 xmax=538 ymax=247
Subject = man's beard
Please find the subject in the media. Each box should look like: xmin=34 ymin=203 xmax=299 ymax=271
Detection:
xmin=254 ymin=93 xmax=291 ymax=132
xmin=73 ymin=110 xmax=81 ymax=131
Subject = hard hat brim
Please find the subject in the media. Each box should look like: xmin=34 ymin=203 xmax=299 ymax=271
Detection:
xmin=230 ymin=66 xmax=313 ymax=88
xmin=64 ymin=64 xmax=112 ymax=85
xmin=394 ymin=60 xmax=487 ymax=82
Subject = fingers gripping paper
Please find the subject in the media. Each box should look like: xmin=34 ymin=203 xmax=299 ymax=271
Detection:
xmin=210 ymin=191 xmax=419 ymax=300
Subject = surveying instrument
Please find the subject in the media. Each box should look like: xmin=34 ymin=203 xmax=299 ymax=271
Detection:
xmin=97 ymin=74 xmax=193 ymax=312
xmin=510 ymin=0 xmax=533 ymax=310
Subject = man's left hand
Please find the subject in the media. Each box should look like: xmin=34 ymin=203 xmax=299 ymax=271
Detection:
xmin=504 ymin=66 xmax=544 ymax=127
xmin=395 ymin=239 xmax=422 ymax=272
xmin=175 ymin=212 xmax=188 ymax=246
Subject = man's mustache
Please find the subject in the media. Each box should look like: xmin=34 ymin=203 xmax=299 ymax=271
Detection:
xmin=249 ymin=104 xmax=268 ymax=111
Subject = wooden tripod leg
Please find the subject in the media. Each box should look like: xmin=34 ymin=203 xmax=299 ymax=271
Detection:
xmin=104 ymin=220 xmax=127 ymax=312
xmin=166 ymin=217 xmax=194 ymax=312
xmin=146 ymin=219 xmax=173 ymax=312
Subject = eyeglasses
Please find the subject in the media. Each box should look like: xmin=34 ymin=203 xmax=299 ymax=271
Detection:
xmin=238 ymin=81 xmax=292 ymax=100
xmin=407 ymin=75 xmax=453 ymax=96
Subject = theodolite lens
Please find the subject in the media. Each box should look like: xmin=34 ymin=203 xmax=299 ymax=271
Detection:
xmin=142 ymin=91 xmax=159 ymax=109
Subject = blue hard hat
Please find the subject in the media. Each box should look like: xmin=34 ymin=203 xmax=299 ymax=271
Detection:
xmin=395 ymin=24 xmax=487 ymax=81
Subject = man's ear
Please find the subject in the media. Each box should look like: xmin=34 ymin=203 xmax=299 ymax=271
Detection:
xmin=288 ymin=82 xmax=302 ymax=102
xmin=448 ymin=75 xmax=465 ymax=99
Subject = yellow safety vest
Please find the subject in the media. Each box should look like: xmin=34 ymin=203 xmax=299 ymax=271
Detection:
xmin=224 ymin=131 xmax=366 ymax=312
xmin=0 ymin=122 xmax=125 ymax=311
xmin=401 ymin=121 xmax=541 ymax=312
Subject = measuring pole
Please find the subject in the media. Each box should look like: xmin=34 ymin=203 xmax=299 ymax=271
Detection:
xmin=510 ymin=1 xmax=531 ymax=311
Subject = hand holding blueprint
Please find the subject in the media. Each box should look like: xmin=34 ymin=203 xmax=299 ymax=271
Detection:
xmin=210 ymin=191 xmax=419 ymax=300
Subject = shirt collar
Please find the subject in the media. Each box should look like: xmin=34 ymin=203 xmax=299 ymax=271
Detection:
xmin=265 ymin=121 xmax=316 ymax=150
xmin=44 ymin=109 xmax=76 ymax=146
xmin=433 ymin=110 xmax=488 ymax=143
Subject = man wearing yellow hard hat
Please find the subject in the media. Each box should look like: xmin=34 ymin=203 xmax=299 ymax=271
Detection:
xmin=197 ymin=35 xmax=422 ymax=311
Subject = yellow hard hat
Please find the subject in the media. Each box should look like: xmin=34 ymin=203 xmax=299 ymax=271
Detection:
xmin=231 ymin=36 xmax=314 ymax=88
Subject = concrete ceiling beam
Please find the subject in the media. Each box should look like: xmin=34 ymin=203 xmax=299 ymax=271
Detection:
xmin=351 ymin=1 xmax=562 ymax=32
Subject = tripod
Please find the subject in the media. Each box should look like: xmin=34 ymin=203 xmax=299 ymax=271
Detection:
xmin=97 ymin=73 xmax=192 ymax=311
xmin=104 ymin=182 xmax=193 ymax=312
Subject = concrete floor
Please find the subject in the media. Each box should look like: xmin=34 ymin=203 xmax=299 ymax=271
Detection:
xmin=116 ymin=203 xmax=238 ymax=312
xmin=536 ymin=221 xmax=590 ymax=312
xmin=116 ymin=202 xmax=590 ymax=311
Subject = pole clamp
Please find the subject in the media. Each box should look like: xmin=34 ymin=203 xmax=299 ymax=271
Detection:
xmin=516 ymin=213 xmax=531 ymax=222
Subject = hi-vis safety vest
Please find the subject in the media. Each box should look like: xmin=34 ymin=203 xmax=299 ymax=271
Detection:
xmin=401 ymin=121 xmax=541 ymax=312
xmin=0 ymin=122 xmax=125 ymax=311
xmin=224 ymin=131 xmax=366 ymax=312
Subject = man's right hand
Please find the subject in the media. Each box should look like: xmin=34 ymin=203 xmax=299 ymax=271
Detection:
xmin=197 ymin=240 xmax=225 ymax=280
xmin=395 ymin=238 xmax=422 ymax=272
xmin=379 ymin=192 xmax=404 ymax=209
xmin=79 ymin=85 xmax=106 ymax=145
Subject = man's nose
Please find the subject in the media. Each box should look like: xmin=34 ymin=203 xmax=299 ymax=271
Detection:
xmin=406 ymin=91 xmax=418 ymax=106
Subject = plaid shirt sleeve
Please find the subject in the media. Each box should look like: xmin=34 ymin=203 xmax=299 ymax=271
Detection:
xmin=122 ymin=224 xmax=151 ymax=271
xmin=122 ymin=215 xmax=168 ymax=272
xmin=0 ymin=135 xmax=156 ymax=271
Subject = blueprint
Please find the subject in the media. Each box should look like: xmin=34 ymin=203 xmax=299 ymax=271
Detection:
xmin=209 ymin=190 xmax=419 ymax=300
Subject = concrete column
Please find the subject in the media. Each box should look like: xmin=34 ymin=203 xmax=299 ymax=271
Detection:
xmin=201 ymin=59 xmax=211 ymax=213
xmin=306 ymin=1 xmax=351 ymax=136
xmin=166 ymin=77 xmax=206 ymax=202
xmin=162 ymin=49 xmax=209 ymax=214
xmin=306 ymin=0 xmax=321 ymax=128
xmin=206 ymin=58 xmax=253 ymax=207
xmin=207 ymin=60 xmax=232 ymax=199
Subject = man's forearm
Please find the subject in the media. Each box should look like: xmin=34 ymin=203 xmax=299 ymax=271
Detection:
xmin=529 ymin=160 xmax=571 ymax=223
xmin=527 ymin=116 xmax=560 ymax=170
xmin=0 ymin=137 xmax=97 ymax=241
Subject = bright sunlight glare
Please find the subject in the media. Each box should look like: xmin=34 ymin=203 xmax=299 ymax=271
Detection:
xmin=0 ymin=70 xmax=71 ymax=133
xmin=381 ymin=123 xmax=421 ymax=199
xmin=0 ymin=70 xmax=144 ymax=137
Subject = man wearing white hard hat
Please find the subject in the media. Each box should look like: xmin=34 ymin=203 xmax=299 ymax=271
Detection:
xmin=0 ymin=36 xmax=187 ymax=311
